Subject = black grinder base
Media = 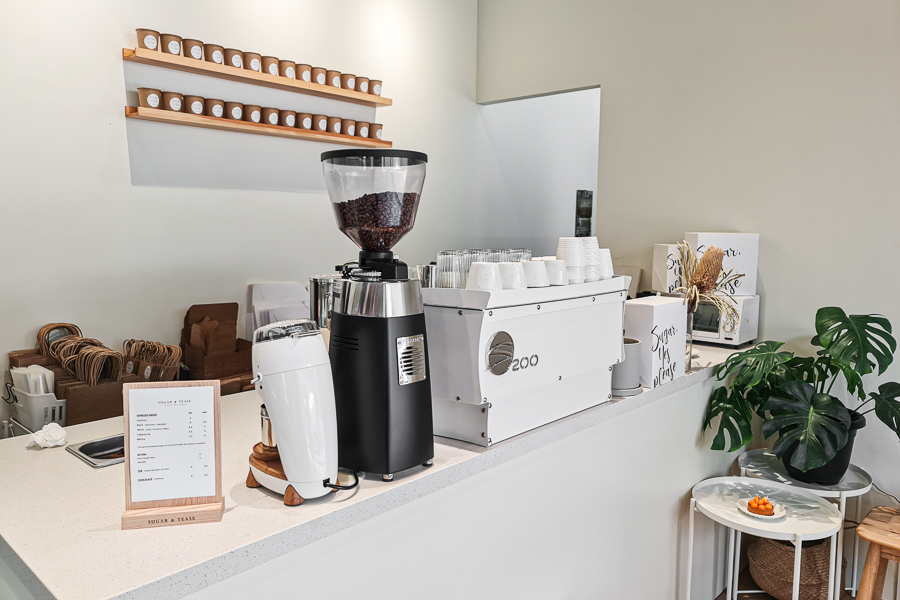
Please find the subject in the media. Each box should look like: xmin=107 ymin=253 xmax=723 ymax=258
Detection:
xmin=329 ymin=311 xmax=434 ymax=478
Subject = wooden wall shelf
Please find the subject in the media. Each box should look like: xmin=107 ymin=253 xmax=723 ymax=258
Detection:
xmin=123 ymin=48 xmax=392 ymax=108
xmin=125 ymin=106 xmax=392 ymax=148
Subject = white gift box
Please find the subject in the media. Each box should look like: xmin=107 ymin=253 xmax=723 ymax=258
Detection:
xmin=624 ymin=296 xmax=687 ymax=388
xmin=684 ymin=232 xmax=759 ymax=296
xmin=651 ymin=243 xmax=685 ymax=293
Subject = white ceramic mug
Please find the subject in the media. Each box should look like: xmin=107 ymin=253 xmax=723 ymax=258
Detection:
xmin=466 ymin=262 xmax=502 ymax=290
xmin=521 ymin=260 xmax=550 ymax=288
xmin=499 ymin=262 xmax=526 ymax=289
xmin=544 ymin=260 xmax=568 ymax=286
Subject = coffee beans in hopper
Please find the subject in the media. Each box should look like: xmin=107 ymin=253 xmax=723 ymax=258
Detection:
xmin=333 ymin=192 xmax=420 ymax=252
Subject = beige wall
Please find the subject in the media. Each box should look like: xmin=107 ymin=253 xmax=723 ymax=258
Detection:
xmin=477 ymin=1 xmax=900 ymax=594
xmin=477 ymin=0 xmax=899 ymax=346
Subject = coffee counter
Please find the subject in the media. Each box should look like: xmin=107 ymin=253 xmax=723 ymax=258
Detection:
xmin=1 ymin=344 xmax=735 ymax=600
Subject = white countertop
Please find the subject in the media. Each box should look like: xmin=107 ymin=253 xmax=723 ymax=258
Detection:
xmin=0 ymin=344 xmax=733 ymax=600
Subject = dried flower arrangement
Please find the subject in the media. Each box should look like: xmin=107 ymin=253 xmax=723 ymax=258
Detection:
xmin=676 ymin=241 xmax=744 ymax=332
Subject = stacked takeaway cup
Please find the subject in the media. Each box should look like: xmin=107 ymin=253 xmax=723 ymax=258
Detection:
xmin=581 ymin=237 xmax=602 ymax=282
xmin=597 ymin=248 xmax=614 ymax=280
xmin=556 ymin=237 xmax=586 ymax=284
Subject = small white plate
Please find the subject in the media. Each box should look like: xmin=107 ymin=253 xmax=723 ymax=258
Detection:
xmin=737 ymin=499 xmax=786 ymax=520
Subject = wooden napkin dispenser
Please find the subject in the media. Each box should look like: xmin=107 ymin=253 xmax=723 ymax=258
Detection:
xmin=181 ymin=303 xmax=251 ymax=380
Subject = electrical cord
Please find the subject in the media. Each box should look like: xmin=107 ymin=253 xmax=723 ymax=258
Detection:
xmin=873 ymin=481 xmax=900 ymax=506
xmin=323 ymin=471 xmax=360 ymax=491
xmin=2 ymin=382 xmax=15 ymax=405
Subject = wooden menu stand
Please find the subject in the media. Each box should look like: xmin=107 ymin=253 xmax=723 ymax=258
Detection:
xmin=122 ymin=502 xmax=225 ymax=530
xmin=122 ymin=381 xmax=224 ymax=530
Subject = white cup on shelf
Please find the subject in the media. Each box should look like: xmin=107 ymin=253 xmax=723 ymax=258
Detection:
xmin=557 ymin=237 xmax=586 ymax=268
xmin=544 ymin=260 xmax=569 ymax=286
xmin=521 ymin=260 xmax=550 ymax=288
xmin=598 ymin=249 xmax=614 ymax=280
xmin=567 ymin=265 xmax=586 ymax=284
xmin=466 ymin=262 xmax=502 ymax=290
xmin=499 ymin=262 xmax=527 ymax=289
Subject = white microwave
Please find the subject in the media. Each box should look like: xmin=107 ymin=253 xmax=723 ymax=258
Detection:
xmin=692 ymin=295 xmax=759 ymax=346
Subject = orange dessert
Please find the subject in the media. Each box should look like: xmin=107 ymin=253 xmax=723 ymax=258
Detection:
xmin=748 ymin=495 xmax=774 ymax=516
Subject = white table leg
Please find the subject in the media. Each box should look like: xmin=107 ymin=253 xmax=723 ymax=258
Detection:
xmin=827 ymin=531 xmax=837 ymax=600
xmin=792 ymin=535 xmax=803 ymax=600
xmin=686 ymin=498 xmax=695 ymax=600
xmin=726 ymin=528 xmax=735 ymax=600
xmin=732 ymin=530 xmax=742 ymax=600
xmin=836 ymin=493 xmax=847 ymax=600
xmin=852 ymin=494 xmax=862 ymax=595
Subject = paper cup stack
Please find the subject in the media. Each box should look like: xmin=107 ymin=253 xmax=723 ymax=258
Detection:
xmin=598 ymin=248 xmax=614 ymax=279
xmin=556 ymin=237 xmax=586 ymax=284
xmin=581 ymin=237 xmax=602 ymax=282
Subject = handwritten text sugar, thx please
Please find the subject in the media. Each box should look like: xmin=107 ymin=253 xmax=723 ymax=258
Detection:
xmin=652 ymin=324 xmax=678 ymax=386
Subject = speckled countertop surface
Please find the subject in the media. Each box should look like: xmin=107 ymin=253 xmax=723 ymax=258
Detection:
xmin=0 ymin=345 xmax=732 ymax=600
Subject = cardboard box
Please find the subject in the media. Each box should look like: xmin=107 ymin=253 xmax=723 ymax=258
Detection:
xmin=184 ymin=338 xmax=252 ymax=380
xmin=651 ymin=243 xmax=685 ymax=293
xmin=220 ymin=372 xmax=254 ymax=396
xmin=181 ymin=303 xmax=251 ymax=380
xmin=8 ymin=350 xmax=55 ymax=368
xmin=624 ymin=296 xmax=687 ymax=388
xmin=181 ymin=303 xmax=239 ymax=349
xmin=64 ymin=374 xmax=142 ymax=425
xmin=684 ymin=232 xmax=759 ymax=296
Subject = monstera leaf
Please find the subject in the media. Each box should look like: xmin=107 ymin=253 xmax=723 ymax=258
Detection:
xmin=762 ymin=380 xmax=851 ymax=472
xmin=716 ymin=341 xmax=794 ymax=390
xmin=787 ymin=355 xmax=865 ymax=399
xmin=871 ymin=382 xmax=900 ymax=441
xmin=704 ymin=386 xmax=753 ymax=451
xmin=815 ymin=307 xmax=897 ymax=377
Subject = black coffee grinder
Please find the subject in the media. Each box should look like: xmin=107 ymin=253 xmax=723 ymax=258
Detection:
xmin=321 ymin=149 xmax=434 ymax=481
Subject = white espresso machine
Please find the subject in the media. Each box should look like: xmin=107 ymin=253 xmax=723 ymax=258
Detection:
xmin=422 ymin=277 xmax=630 ymax=446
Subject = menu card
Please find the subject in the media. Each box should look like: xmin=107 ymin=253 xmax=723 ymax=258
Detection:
xmin=128 ymin=385 xmax=216 ymax=503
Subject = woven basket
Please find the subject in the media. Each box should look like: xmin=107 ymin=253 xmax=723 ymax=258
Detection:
xmin=748 ymin=537 xmax=846 ymax=600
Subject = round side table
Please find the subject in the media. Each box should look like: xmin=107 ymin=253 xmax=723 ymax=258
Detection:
xmin=687 ymin=476 xmax=843 ymax=600
xmin=740 ymin=449 xmax=873 ymax=599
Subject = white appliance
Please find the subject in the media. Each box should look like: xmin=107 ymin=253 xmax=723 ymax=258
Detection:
xmin=251 ymin=320 xmax=338 ymax=500
xmin=423 ymin=277 xmax=629 ymax=447
xmin=692 ymin=295 xmax=760 ymax=346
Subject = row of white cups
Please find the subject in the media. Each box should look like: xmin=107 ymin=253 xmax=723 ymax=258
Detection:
xmin=441 ymin=238 xmax=616 ymax=291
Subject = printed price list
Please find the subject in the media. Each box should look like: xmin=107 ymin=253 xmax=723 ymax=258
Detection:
xmin=128 ymin=386 xmax=216 ymax=503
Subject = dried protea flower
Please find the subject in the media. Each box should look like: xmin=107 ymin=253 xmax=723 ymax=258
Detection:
xmin=691 ymin=246 xmax=724 ymax=294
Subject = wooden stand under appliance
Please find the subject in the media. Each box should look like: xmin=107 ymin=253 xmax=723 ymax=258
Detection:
xmin=246 ymin=443 xmax=337 ymax=506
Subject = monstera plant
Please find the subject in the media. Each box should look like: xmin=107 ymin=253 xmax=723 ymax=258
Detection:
xmin=704 ymin=307 xmax=900 ymax=485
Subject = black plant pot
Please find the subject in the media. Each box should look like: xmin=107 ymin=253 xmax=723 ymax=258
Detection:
xmin=782 ymin=414 xmax=866 ymax=485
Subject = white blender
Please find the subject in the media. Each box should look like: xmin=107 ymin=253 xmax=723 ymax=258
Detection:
xmin=246 ymin=319 xmax=357 ymax=505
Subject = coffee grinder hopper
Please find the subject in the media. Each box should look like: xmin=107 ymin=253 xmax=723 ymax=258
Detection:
xmin=321 ymin=149 xmax=427 ymax=279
